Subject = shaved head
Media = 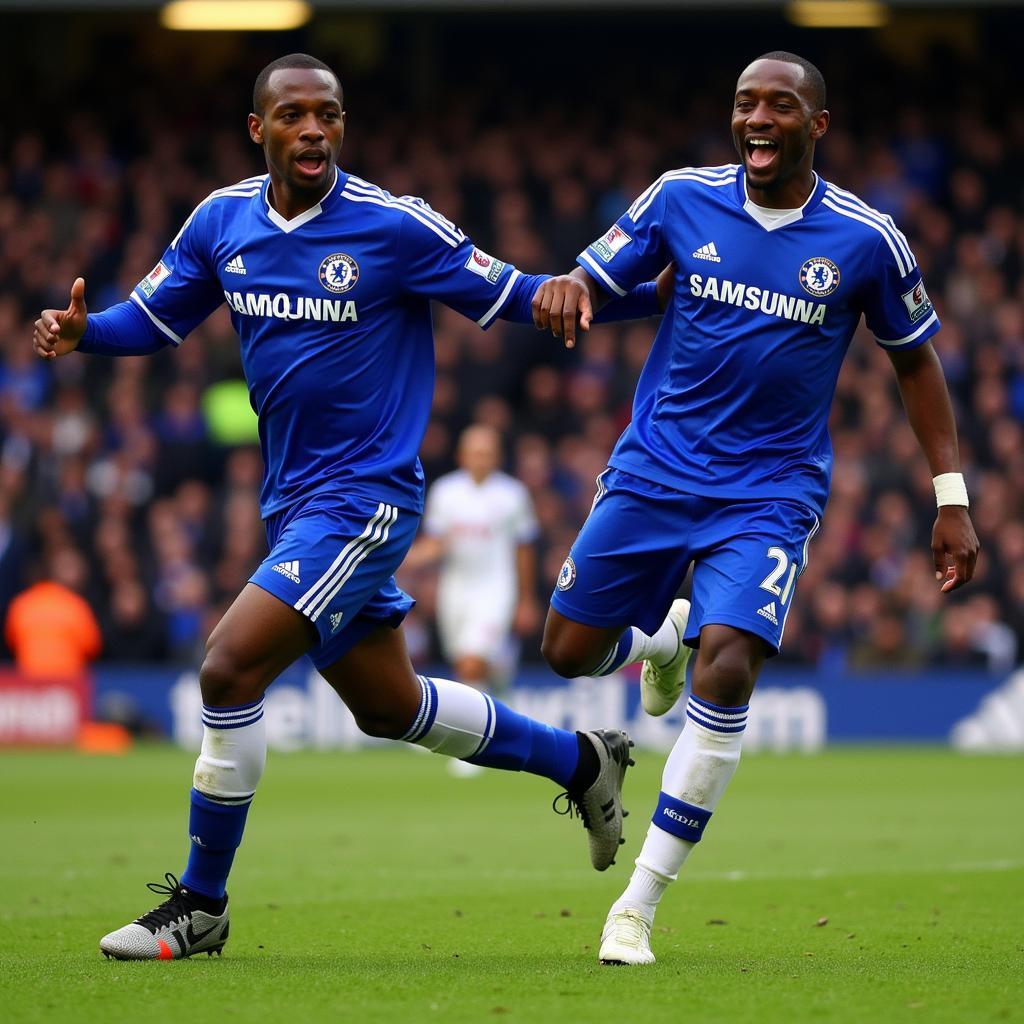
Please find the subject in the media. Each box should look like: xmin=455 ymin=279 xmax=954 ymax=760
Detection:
xmin=747 ymin=51 xmax=826 ymax=111
xmin=253 ymin=53 xmax=342 ymax=116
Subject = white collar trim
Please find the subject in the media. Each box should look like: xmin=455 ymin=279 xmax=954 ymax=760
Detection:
xmin=743 ymin=172 xmax=818 ymax=232
xmin=265 ymin=168 xmax=338 ymax=233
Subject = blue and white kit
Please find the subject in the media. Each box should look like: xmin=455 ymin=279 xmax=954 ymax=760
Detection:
xmin=79 ymin=170 xmax=657 ymax=663
xmin=555 ymin=164 xmax=939 ymax=651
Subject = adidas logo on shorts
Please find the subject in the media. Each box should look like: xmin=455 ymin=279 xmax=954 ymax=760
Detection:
xmin=272 ymin=560 xmax=301 ymax=584
xmin=757 ymin=601 xmax=779 ymax=626
xmin=330 ymin=611 xmax=344 ymax=633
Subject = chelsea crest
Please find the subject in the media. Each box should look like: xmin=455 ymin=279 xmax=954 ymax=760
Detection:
xmin=319 ymin=253 xmax=360 ymax=294
xmin=557 ymin=556 xmax=577 ymax=591
xmin=798 ymin=256 xmax=840 ymax=297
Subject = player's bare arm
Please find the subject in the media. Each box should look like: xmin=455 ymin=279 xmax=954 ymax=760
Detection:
xmin=33 ymin=277 xmax=88 ymax=359
xmin=513 ymin=541 xmax=541 ymax=637
xmin=888 ymin=341 xmax=979 ymax=592
xmin=654 ymin=262 xmax=674 ymax=311
xmin=399 ymin=534 xmax=446 ymax=572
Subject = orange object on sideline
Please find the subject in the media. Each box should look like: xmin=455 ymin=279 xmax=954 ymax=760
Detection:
xmin=76 ymin=721 xmax=133 ymax=755
xmin=4 ymin=582 xmax=102 ymax=679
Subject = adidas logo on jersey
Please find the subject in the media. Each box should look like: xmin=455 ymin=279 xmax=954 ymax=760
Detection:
xmin=330 ymin=612 xmax=344 ymax=634
xmin=272 ymin=560 xmax=300 ymax=583
xmin=757 ymin=601 xmax=779 ymax=626
xmin=692 ymin=241 xmax=722 ymax=263
xmin=225 ymin=254 xmax=247 ymax=275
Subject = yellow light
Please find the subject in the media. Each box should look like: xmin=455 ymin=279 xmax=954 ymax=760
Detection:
xmin=785 ymin=1 xmax=890 ymax=28
xmin=160 ymin=0 xmax=313 ymax=31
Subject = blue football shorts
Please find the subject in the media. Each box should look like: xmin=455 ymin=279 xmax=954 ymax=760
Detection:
xmin=249 ymin=491 xmax=418 ymax=669
xmin=550 ymin=467 xmax=821 ymax=654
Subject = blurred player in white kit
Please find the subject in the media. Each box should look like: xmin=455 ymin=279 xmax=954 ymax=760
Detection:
xmin=409 ymin=425 xmax=541 ymax=698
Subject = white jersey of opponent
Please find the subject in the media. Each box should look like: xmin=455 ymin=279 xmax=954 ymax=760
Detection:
xmin=423 ymin=469 xmax=538 ymax=661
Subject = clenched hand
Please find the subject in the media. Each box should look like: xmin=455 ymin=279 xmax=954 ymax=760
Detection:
xmin=34 ymin=277 xmax=88 ymax=359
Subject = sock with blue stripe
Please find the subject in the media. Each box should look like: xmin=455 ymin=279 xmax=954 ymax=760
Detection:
xmin=590 ymin=615 xmax=680 ymax=677
xmin=610 ymin=694 xmax=747 ymax=922
xmin=401 ymin=676 xmax=584 ymax=789
xmin=180 ymin=699 xmax=267 ymax=901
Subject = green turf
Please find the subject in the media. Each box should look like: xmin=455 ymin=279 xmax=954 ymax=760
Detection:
xmin=2 ymin=745 xmax=1021 ymax=1023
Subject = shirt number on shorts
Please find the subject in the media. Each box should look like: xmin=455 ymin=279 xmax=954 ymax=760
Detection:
xmin=760 ymin=547 xmax=797 ymax=605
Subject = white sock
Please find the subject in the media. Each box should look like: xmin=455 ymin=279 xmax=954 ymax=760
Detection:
xmin=610 ymin=863 xmax=669 ymax=922
xmin=611 ymin=694 xmax=747 ymax=923
xmin=630 ymin=614 xmax=682 ymax=667
xmin=591 ymin=614 xmax=680 ymax=676
xmin=194 ymin=699 xmax=267 ymax=800
xmin=400 ymin=676 xmax=490 ymax=758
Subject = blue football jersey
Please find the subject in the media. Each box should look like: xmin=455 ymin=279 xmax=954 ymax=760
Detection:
xmin=578 ymin=165 xmax=940 ymax=514
xmin=131 ymin=170 xmax=533 ymax=517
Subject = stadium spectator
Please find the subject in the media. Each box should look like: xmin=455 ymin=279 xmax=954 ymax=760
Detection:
xmin=4 ymin=547 xmax=101 ymax=678
xmin=405 ymin=424 xmax=541 ymax=691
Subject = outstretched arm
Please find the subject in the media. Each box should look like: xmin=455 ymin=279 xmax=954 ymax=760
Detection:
xmin=888 ymin=341 xmax=979 ymax=592
xmin=491 ymin=269 xmax=665 ymax=344
xmin=531 ymin=263 xmax=675 ymax=348
xmin=34 ymin=278 xmax=181 ymax=359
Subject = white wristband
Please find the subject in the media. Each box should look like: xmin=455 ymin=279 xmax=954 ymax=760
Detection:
xmin=933 ymin=472 xmax=969 ymax=508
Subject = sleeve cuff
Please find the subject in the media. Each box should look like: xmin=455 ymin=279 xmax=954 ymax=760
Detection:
xmin=874 ymin=310 xmax=939 ymax=350
xmin=476 ymin=268 xmax=523 ymax=328
xmin=577 ymin=252 xmax=627 ymax=297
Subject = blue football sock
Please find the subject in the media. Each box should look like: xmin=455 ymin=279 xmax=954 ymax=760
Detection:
xmin=468 ymin=699 xmax=581 ymax=788
xmin=180 ymin=789 xmax=252 ymax=900
xmin=591 ymin=628 xmax=634 ymax=676
xmin=592 ymin=616 xmax=682 ymax=677
xmin=402 ymin=675 xmax=581 ymax=789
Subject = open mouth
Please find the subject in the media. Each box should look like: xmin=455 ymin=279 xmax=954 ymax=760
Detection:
xmin=745 ymin=137 xmax=779 ymax=171
xmin=295 ymin=151 xmax=327 ymax=177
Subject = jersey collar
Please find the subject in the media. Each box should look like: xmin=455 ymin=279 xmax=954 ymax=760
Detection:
xmin=736 ymin=169 xmax=825 ymax=232
xmin=262 ymin=167 xmax=345 ymax=234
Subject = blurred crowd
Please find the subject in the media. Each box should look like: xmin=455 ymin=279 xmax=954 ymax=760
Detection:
xmin=0 ymin=37 xmax=1021 ymax=673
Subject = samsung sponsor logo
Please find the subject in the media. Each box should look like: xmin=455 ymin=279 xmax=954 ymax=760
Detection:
xmin=689 ymin=274 xmax=826 ymax=325
xmin=223 ymin=290 xmax=358 ymax=322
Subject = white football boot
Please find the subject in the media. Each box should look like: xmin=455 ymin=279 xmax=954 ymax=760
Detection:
xmin=640 ymin=599 xmax=693 ymax=716
xmin=599 ymin=908 xmax=656 ymax=966
xmin=100 ymin=873 xmax=229 ymax=960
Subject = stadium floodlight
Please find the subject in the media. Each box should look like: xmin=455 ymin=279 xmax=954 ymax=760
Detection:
xmin=785 ymin=0 xmax=890 ymax=28
xmin=160 ymin=0 xmax=312 ymax=31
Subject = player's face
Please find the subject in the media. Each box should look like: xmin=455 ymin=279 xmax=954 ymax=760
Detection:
xmin=731 ymin=59 xmax=828 ymax=203
xmin=249 ymin=68 xmax=345 ymax=201
xmin=459 ymin=432 xmax=501 ymax=480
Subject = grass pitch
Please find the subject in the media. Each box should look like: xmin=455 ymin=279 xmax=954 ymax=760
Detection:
xmin=2 ymin=745 xmax=1021 ymax=1023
